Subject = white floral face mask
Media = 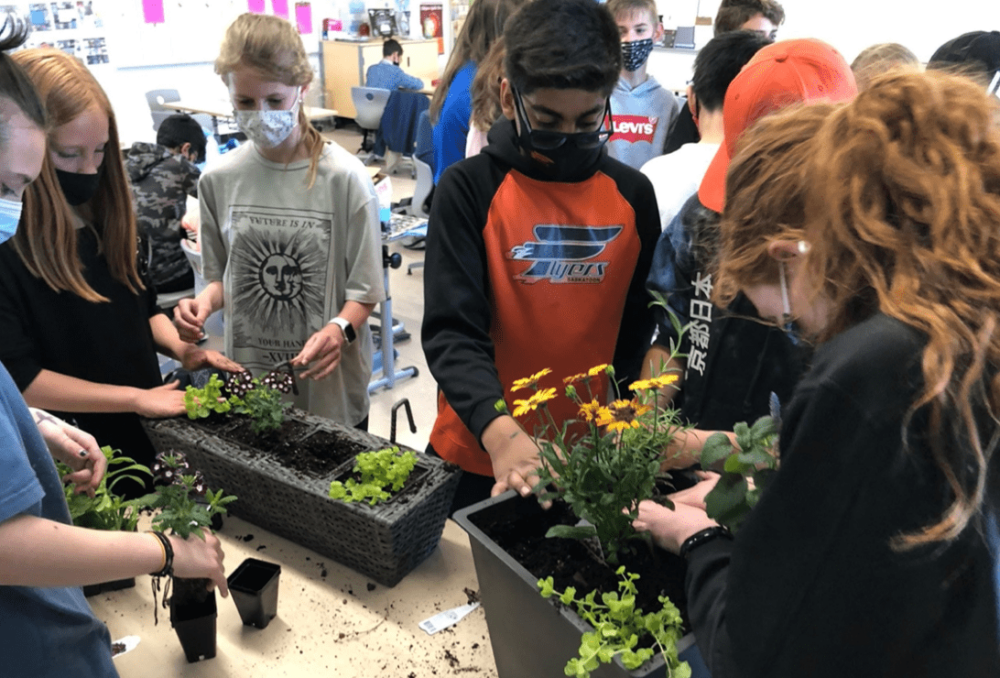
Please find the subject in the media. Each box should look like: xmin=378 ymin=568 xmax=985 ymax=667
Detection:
xmin=232 ymin=86 xmax=302 ymax=149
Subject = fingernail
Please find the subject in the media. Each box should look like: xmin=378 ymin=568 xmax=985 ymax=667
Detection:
xmin=78 ymin=449 xmax=88 ymax=457
xmin=520 ymin=486 xmax=531 ymax=496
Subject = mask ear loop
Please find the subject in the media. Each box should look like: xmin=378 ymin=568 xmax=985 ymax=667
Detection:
xmin=779 ymin=261 xmax=792 ymax=326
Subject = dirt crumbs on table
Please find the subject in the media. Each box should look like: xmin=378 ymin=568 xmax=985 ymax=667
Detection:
xmin=463 ymin=587 xmax=480 ymax=605
xmin=110 ymin=642 xmax=126 ymax=657
xmin=444 ymin=649 xmax=460 ymax=668
xmin=367 ymin=582 xmax=377 ymax=592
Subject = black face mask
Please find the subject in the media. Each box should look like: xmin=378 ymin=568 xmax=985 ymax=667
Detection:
xmin=511 ymin=89 xmax=612 ymax=180
xmin=55 ymin=168 xmax=101 ymax=206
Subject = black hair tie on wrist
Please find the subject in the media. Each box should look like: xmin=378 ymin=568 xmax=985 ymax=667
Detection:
xmin=679 ymin=526 xmax=733 ymax=559
xmin=148 ymin=530 xmax=174 ymax=577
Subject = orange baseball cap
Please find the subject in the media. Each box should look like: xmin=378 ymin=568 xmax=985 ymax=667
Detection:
xmin=698 ymin=39 xmax=858 ymax=213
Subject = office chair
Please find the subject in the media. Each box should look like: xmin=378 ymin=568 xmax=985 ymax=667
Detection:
xmin=145 ymin=89 xmax=181 ymax=133
xmin=351 ymin=86 xmax=392 ymax=164
xmin=407 ymin=110 xmax=435 ymax=274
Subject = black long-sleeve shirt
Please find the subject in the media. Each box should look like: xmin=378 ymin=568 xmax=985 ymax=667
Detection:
xmin=685 ymin=313 xmax=1000 ymax=677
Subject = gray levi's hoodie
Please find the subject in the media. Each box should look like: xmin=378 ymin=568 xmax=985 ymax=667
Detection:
xmin=607 ymin=75 xmax=680 ymax=170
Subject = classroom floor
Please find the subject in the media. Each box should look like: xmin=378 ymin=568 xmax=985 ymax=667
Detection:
xmin=322 ymin=124 xmax=438 ymax=454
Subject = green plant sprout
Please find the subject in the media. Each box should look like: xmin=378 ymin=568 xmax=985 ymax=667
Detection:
xmin=699 ymin=415 xmax=778 ymax=532
xmin=56 ymin=446 xmax=154 ymax=531
xmin=183 ymin=374 xmax=233 ymax=419
xmin=230 ymin=379 xmax=291 ymax=435
xmin=328 ymin=447 xmax=418 ymax=506
xmin=148 ymin=451 xmax=237 ymax=540
xmin=538 ymin=567 xmax=691 ymax=678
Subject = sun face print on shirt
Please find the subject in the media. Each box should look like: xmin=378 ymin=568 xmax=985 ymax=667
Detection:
xmin=228 ymin=206 xmax=331 ymax=352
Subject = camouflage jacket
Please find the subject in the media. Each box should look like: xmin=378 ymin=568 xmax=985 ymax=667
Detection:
xmin=125 ymin=142 xmax=200 ymax=289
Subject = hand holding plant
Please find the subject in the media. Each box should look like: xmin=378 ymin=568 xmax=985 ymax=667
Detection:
xmin=55 ymin=446 xmax=154 ymax=531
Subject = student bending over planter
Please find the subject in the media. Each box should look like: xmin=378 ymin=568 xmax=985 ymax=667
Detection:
xmin=633 ymin=71 xmax=1000 ymax=677
xmin=0 ymin=18 xmax=227 ymax=678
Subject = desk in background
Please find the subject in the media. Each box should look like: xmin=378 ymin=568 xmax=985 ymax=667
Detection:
xmin=322 ymin=39 xmax=439 ymax=119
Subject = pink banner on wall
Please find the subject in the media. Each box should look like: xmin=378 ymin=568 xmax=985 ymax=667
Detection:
xmin=142 ymin=0 xmax=164 ymax=24
xmin=295 ymin=3 xmax=312 ymax=33
xmin=248 ymin=0 xmax=265 ymax=13
xmin=272 ymin=0 xmax=290 ymax=19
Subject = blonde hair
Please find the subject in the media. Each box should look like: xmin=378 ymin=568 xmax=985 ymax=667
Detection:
xmin=470 ymin=37 xmax=505 ymax=133
xmin=12 ymin=48 xmax=140 ymax=301
xmin=850 ymin=42 xmax=920 ymax=92
xmin=216 ymin=13 xmax=325 ymax=189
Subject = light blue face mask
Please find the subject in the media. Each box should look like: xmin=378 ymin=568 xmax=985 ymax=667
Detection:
xmin=0 ymin=197 xmax=22 ymax=245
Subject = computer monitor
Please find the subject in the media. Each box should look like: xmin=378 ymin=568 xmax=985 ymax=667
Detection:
xmin=368 ymin=9 xmax=397 ymax=38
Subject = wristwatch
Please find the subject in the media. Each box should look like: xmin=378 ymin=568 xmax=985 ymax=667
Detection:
xmin=329 ymin=317 xmax=356 ymax=345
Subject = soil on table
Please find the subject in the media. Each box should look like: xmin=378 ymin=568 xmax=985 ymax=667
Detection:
xmin=471 ymin=497 xmax=692 ymax=635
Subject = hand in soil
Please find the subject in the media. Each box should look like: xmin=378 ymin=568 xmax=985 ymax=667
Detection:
xmin=291 ymin=324 xmax=344 ymax=380
xmin=134 ymin=381 xmax=186 ymax=418
xmin=170 ymin=531 xmax=229 ymax=597
xmin=632 ymin=500 xmax=719 ymax=555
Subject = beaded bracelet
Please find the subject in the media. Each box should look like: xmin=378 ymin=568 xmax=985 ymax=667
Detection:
xmin=679 ymin=526 xmax=733 ymax=559
xmin=147 ymin=530 xmax=174 ymax=577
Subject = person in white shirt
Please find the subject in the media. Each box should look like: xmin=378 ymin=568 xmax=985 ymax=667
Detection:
xmin=641 ymin=30 xmax=771 ymax=231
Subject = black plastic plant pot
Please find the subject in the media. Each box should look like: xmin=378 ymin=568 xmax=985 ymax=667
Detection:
xmin=82 ymin=577 xmax=136 ymax=598
xmin=170 ymin=580 xmax=217 ymax=663
xmin=228 ymin=558 xmax=281 ymax=629
xmin=453 ymin=492 xmax=710 ymax=678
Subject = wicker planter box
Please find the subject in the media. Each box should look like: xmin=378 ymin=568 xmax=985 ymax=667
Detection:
xmin=143 ymin=410 xmax=460 ymax=587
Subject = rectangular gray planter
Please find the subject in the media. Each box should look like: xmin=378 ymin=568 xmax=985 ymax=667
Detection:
xmin=454 ymin=491 xmax=709 ymax=678
xmin=143 ymin=410 xmax=460 ymax=587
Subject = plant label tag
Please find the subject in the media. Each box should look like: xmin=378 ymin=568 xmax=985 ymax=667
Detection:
xmin=111 ymin=635 xmax=141 ymax=659
xmin=418 ymin=602 xmax=480 ymax=635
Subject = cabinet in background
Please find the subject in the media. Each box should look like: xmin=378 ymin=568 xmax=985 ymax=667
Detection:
xmin=322 ymin=39 xmax=439 ymax=119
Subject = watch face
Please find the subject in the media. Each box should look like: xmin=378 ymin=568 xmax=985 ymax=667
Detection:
xmin=344 ymin=322 xmax=357 ymax=343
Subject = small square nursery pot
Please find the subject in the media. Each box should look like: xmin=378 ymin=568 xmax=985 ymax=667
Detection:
xmin=143 ymin=409 xmax=460 ymax=587
xmin=170 ymin=580 xmax=217 ymax=663
xmin=454 ymin=492 xmax=708 ymax=678
xmin=228 ymin=558 xmax=281 ymax=629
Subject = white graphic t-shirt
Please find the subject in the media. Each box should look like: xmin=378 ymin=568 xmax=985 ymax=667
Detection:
xmin=200 ymin=142 xmax=385 ymax=426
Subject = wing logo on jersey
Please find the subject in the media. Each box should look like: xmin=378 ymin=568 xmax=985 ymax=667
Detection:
xmin=509 ymin=225 xmax=623 ymax=284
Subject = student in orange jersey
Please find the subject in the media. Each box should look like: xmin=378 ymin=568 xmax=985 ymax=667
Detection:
xmin=422 ymin=0 xmax=659 ymax=513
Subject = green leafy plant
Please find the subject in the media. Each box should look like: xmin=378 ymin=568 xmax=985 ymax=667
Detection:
xmin=56 ymin=446 xmax=154 ymax=531
xmin=500 ymin=344 xmax=690 ymax=565
xmin=538 ymin=567 xmax=691 ymax=678
xmin=230 ymin=379 xmax=291 ymax=435
xmin=183 ymin=374 xmax=233 ymax=419
xmin=699 ymin=415 xmax=778 ymax=532
xmin=328 ymin=447 xmax=418 ymax=506
xmin=148 ymin=451 xmax=237 ymax=539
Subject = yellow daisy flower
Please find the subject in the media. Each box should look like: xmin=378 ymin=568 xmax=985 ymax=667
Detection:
xmin=578 ymin=400 xmax=602 ymax=422
xmin=511 ymin=368 xmax=553 ymax=392
xmin=628 ymin=379 xmax=653 ymax=392
xmin=587 ymin=364 xmax=610 ymax=377
xmin=596 ymin=399 xmax=652 ymax=432
xmin=648 ymin=374 xmax=680 ymax=389
xmin=563 ymin=372 xmax=589 ymax=385
xmin=512 ymin=387 xmax=558 ymax=417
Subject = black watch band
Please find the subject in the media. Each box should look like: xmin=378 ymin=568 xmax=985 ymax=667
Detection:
xmin=679 ymin=526 xmax=732 ymax=559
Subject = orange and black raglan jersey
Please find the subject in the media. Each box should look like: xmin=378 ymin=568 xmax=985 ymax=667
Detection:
xmin=421 ymin=118 xmax=660 ymax=477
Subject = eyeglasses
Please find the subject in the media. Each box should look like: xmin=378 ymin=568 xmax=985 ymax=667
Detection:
xmin=512 ymin=88 xmax=614 ymax=151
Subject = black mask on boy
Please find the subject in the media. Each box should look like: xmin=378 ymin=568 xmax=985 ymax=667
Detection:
xmin=55 ymin=169 xmax=101 ymax=206
xmin=511 ymin=88 xmax=612 ymax=180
